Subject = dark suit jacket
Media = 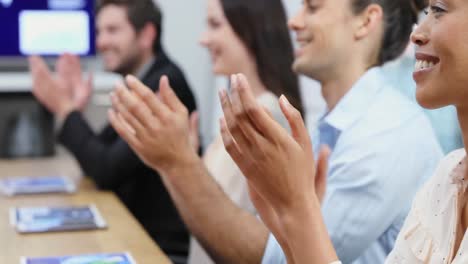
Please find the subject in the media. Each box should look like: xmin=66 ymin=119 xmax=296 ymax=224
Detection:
xmin=58 ymin=50 xmax=196 ymax=258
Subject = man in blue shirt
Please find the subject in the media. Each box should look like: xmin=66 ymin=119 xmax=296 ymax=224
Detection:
xmin=261 ymin=68 xmax=442 ymax=263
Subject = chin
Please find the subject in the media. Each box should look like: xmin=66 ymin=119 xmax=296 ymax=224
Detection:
xmin=292 ymin=60 xmax=308 ymax=75
xmin=212 ymin=64 xmax=230 ymax=76
xmin=103 ymin=62 xmax=118 ymax=72
xmin=415 ymin=89 xmax=449 ymax=110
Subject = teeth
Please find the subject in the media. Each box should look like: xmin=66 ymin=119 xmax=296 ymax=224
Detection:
xmin=414 ymin=60 xmax=436 ymax=71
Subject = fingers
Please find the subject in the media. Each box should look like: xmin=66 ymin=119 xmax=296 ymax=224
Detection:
xmin=189 ymin=111 xmax=199 ymax=136
xmin=219 ymin=88 xmax=251 ymax=151
xmin=76 ymin=72 xmax=93 ymax=108
xmin=315 ymin=145 xmax=331 ymax=203
xmin=235 ymin=74 xmax=285 ymax=141
xmin=125 ymin=75 xmax=171 ymax=120
xmin=29 ymin=56 xmax=49 ymax=77
xmin=279 ymin=95 xmax=311 ymax=149
xmin=229 ymin=77 xmax=264 ymax=145
xmin=112 ymin=83 xmax=155 ymax=136
xmin=85 ymin=72 xmax=93 ymax=93
xmin=108 ymin=108 xmax=142 ymax=150
xmin=29 ymin=56 xmax=52 ymax=98
xmin=220 ymin=117 xmax=244 ymax=166
xmin=189 ymin=111 xmax=200 ymax=151
xmin=159 ymin=76 xmax=187 ymax=114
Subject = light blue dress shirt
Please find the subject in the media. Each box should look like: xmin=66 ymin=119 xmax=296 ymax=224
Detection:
xmin=261 ymin=68 xmax=443 ymax=264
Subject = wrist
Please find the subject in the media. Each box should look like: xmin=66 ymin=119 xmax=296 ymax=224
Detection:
xmin=278 ymin=196 xmax=339 ymax=263
xmin=57 ymin=102 xmax=77 ymax=120
xmin=158 ymin=149 xmax=201 ymax=179
xmin=278 ymin=195 xmax=321 ymax=229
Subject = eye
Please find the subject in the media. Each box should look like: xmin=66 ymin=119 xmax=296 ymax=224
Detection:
xmin=430 ymin=5 xmax=446 ymax=14
xmin=303 ymin=0 xmax=319 ymax=12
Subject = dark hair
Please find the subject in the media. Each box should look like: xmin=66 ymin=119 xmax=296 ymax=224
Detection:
xmin=220 ymin=0 xmax=304 ymax=115
xmin=351 ymin=0 xmax=427 ymax=65
xmin=96 ymin=0 xmax=163 ymax=53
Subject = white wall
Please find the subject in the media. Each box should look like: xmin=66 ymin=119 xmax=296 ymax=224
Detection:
xmin=156 ymin=0 xmax=218 ymax=148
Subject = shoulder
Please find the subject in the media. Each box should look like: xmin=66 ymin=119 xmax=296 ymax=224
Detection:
xmin=420 ymin=149 xmax=466 ymax=189
xmin=256 ymin=92 xmax=289 ymax=131
xmin=143 ymin=53 xmax=190 ymax=91
xmin=407 ymin=148 xmax=465 ymax=221
xmin=143 ymin=54 xmax=197 ymax=111
xmin=365 ymin=85 xmax=429 ymax=132
xmin=386 ymin=149 xmax=465 ymax=263
xmin=344 ymin=85 xmax=439 ymax=153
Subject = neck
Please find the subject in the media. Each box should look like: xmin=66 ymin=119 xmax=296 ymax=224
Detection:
xmin=457 ymin=106 xmax=468 ymax=166
xmin=245 ymin=71 xmax=267 ymax=97
xmin=456 ymin=106 xmax=468 ymax=230
xmin=138 ymin=52 xmax=155 ymax=75
xmin=122 ymin=51 xmax=154 ymax=77
xmin=236 ymin=62 xmax=267 ymax=97
xmin=318 ymin=63 xmax=370 ymax=111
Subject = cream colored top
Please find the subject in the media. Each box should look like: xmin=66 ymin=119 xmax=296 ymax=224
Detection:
xmin=188 ymin=92 xmax=288 ymax=264
xmin=386 ymin=148 xmax=468 ymax=264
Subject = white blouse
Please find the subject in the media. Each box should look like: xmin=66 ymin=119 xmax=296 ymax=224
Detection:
xmin=188 ymin=92 xmax=288 ymax=264
xmin=386 ymin=149 xmax=468 ymax=264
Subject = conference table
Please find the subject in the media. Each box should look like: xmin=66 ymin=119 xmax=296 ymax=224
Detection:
xmin=0 ymin=148 xmax=171 ymax=264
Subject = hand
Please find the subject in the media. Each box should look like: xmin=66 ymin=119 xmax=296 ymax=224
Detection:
xmin=108 ymin=75 xmax=198 ymax=173
xmin=219 ymin=73 xmax=329 ymax=215
xmin=56 ymin=53 xmax=93 ymax=111
xmin=29 ymin=55 xmax=75 ymax=118
xmin=189 ymin=111 xmax=200 ymax=152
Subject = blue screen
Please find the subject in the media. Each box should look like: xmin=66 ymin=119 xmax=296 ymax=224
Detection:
xmin=0 ymin=0 xmax=95 ymax=56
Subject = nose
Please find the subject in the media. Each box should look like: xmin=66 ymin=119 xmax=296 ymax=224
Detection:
xmin=96 ymin=31 xmax=110 ymax=52
xmin=411 ymin=24 xmax=429 ymax=47
xmin=288 ymin=6 xmax=306 ymax=31
xmin=199 ymin=30 xmax=210 ymax=47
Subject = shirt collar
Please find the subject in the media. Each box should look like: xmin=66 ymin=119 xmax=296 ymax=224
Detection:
xmin=136 ymin=56 xmax=156 ymax=80
xmin=313 ymin=67 xmax=385 ymax=152
xmin=321 ymin=67 xmax=385 ymax=132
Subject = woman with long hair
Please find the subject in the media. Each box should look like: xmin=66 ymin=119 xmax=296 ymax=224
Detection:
xmin=108 ymin=0 xmax=303 ymax=263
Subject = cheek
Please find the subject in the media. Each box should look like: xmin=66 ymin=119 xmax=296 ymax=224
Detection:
xmin=434 ymin=22 xmax=468 ymax=103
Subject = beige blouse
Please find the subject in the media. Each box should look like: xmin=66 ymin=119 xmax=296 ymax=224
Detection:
xmin=386 ymin=148 xmax=468 ymax=264
xmin=188 ymin=92 xmax=288 ymax=264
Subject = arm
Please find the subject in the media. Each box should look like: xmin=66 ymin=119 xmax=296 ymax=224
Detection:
xmin=219 ymin=74 xmax=338 ymax=263
xmin=29 ymin=55 xmax=142 ymax=189
xmin=160 ymin=153 xmax=269 ymax=264
xmin=58 ymin=112 xmax=143 ymax=189
xmin=108 ymin=75 xmax=269 ymax=263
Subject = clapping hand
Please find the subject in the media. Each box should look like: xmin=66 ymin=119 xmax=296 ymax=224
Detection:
xmin=219 ymin=74 xmax=331 ymax=262
xmin=29 ymin=54 xmax=92 ymax=119
xmin=108 ymin=75 xmax=199 ymax=173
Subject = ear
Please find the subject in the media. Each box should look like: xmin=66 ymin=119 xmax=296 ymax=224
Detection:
xmin=138 ymin=23 xmax=157 ymax=52
xmin=353 ymin=4 xmax=383 ymax=40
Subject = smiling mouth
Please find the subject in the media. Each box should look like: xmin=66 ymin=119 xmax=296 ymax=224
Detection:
xmin=296 ymin=39 xmax=312 ymax=48
xmin=414 ymin=60 xmax=436 ymax=71
xmin=414 ymin=53 xmax=440 ymax=72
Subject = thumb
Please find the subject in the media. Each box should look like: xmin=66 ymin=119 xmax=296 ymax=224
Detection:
xmin=189 ymin=111 xmax=199 ymax=134
xmin=315 ymin=145 xmax=331 ymax=204
xmin=159 ymin=76 xmax=185 ymax=112
xmin=189 ymin=111 xmax=200 ymax=151
xmin=86 ymin=72 xmax=94 ymax=92
xmin=279 ymin=95 xmax=310 ymax=148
